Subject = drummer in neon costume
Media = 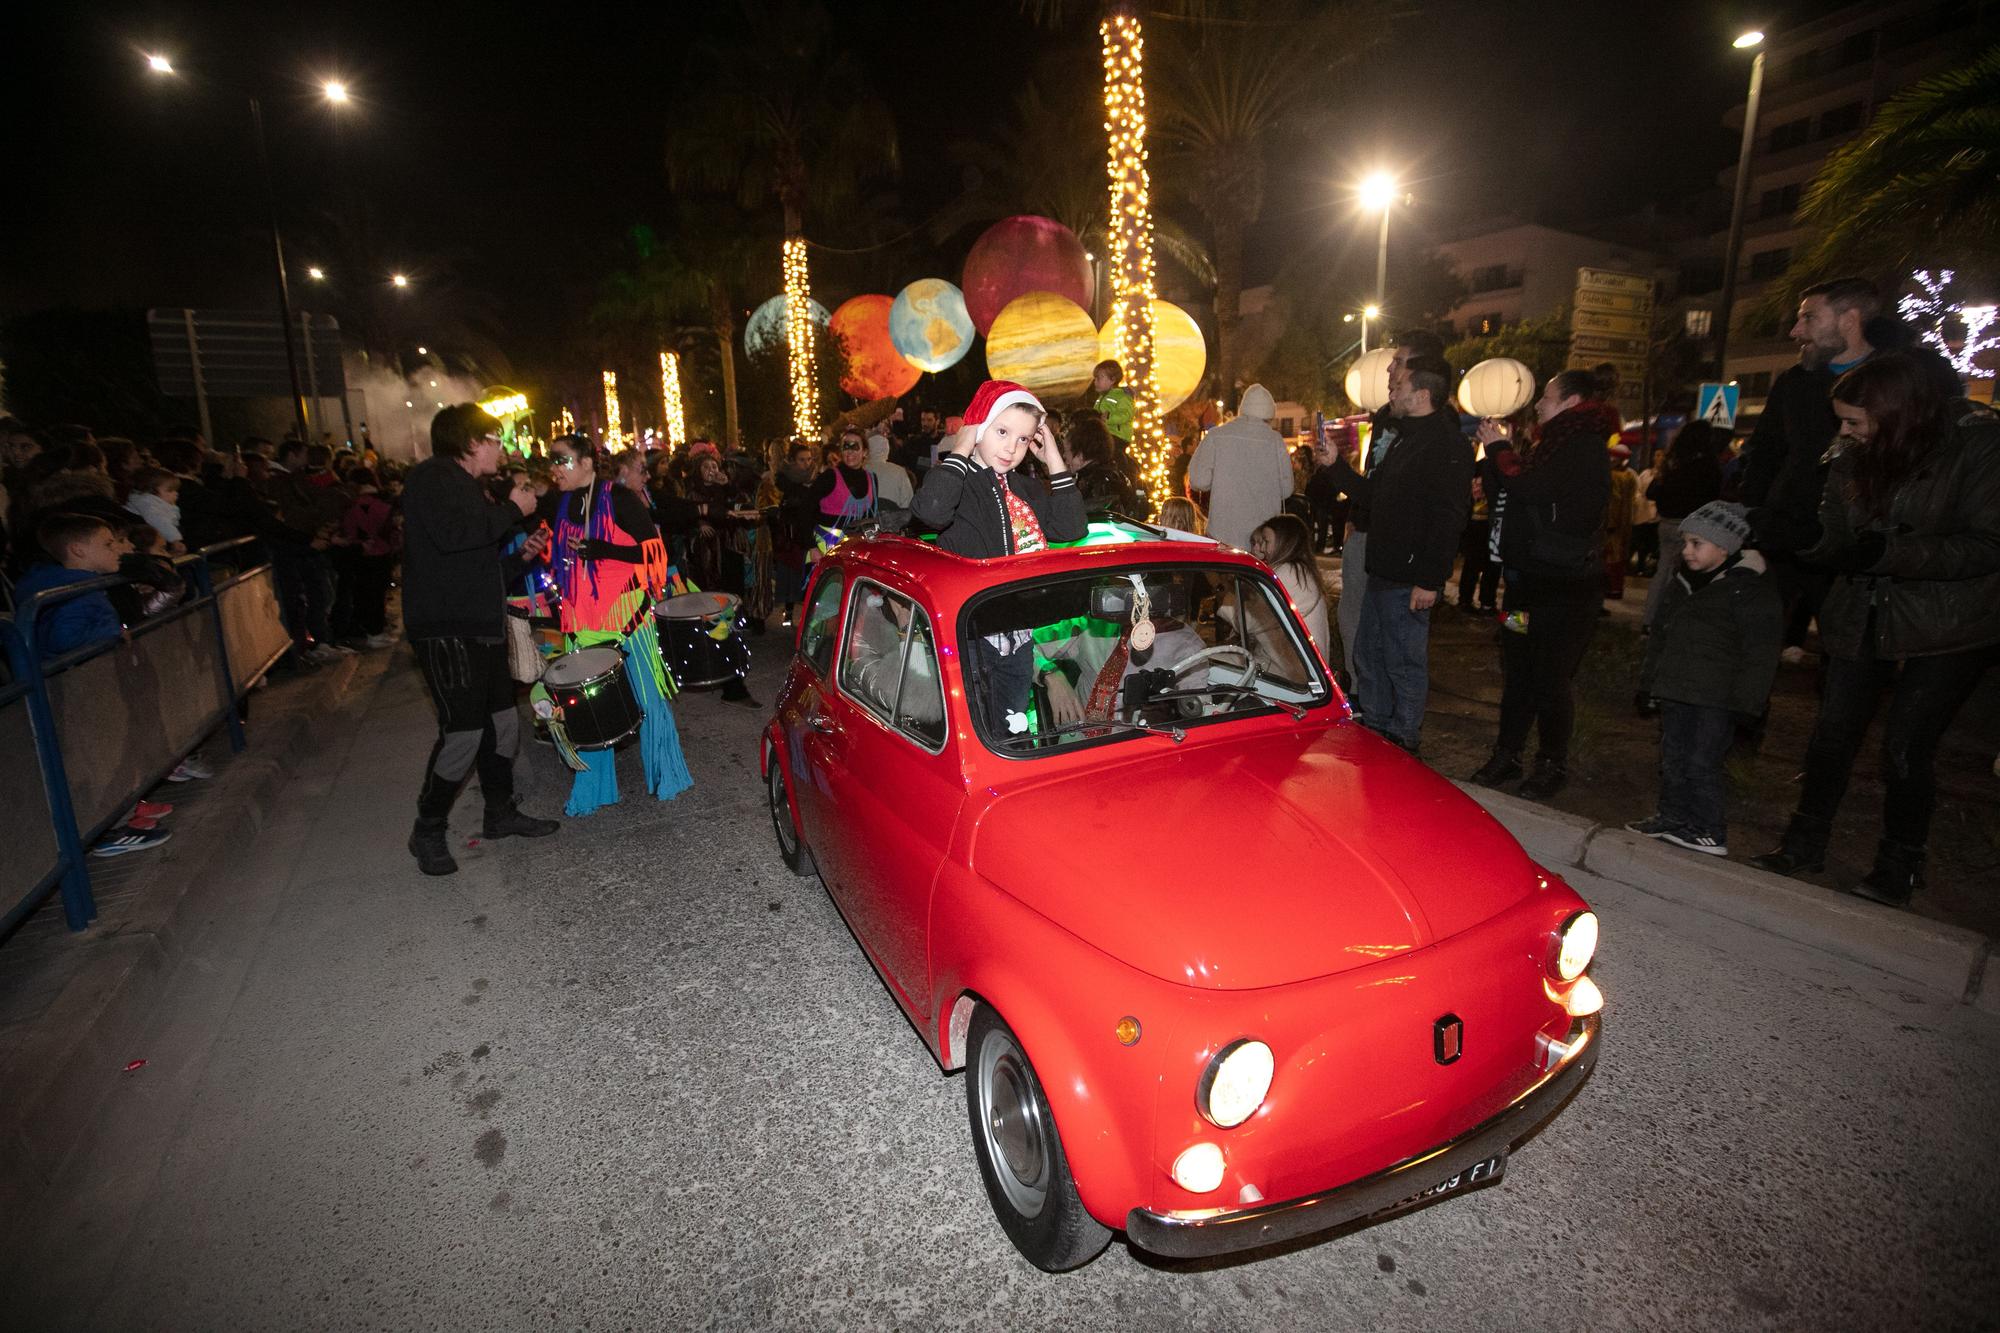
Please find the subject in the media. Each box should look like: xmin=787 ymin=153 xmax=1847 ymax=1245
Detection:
xmin=537 ymin=435 xmax=693 ymax=816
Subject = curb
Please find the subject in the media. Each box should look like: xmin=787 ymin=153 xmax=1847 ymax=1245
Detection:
xmin=1454 ymin=781 xmax=1993 ymax=1006
xmin=0 ymin=654 xmax=378 ymax=1194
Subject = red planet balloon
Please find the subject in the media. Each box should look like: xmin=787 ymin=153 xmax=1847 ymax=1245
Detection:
xmin=961 ymin=216 xmax=1093 ymax=336
xmin=830 ymin=294 xmax=922 ymax=400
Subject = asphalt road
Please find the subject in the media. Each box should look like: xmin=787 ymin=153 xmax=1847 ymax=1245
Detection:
xmin=4 ymin=647 xmax=1996 ymax=1332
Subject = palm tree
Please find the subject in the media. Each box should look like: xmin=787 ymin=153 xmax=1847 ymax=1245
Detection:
xmin=1786 ymin=45 xmax=2000 ymax=283
xmin=667 ymin=0 xmax=899 ymax=433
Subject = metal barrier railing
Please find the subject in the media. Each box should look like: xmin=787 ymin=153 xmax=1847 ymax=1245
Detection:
xmin=0 ymin=537 xmax=292 ymax=938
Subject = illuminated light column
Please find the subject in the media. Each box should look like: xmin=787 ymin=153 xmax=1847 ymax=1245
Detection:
xmin=782 ymin=236 xmax=820 ymax=440
xmin=602 ymin=370 xmax=623 ymax=447
xmin=660 ymin=350 xmax=688 ymax=447
xmin=1101 ymin=9 xmax=1165 ymax=511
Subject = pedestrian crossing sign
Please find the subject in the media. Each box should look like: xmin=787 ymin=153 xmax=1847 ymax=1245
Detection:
xmin=1697 ymin=382 xmax=1740 ymax=430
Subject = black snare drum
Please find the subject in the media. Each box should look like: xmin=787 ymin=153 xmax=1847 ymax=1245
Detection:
xmin=541 ymin=646 xmax=643 ymax=749
xmin=657 ymin=591 xmax=750 ymax=689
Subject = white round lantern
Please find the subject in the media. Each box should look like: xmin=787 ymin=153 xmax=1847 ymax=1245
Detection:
xmin=1459 ymin=357 xmax=1536 ymax=419
xmin=1344 ymin=347 xmax=1395 ymax=412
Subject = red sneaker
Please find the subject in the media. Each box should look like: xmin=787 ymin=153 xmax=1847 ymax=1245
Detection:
xmin=133 ymin=800 xmax=175 ymax=819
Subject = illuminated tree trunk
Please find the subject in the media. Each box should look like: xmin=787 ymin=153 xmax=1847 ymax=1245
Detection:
xmin=1101 ymin=9 xmax=1165 ymax=511
xmin=659 ymin=350 xmax=687 ymax=447
xmin=780 ymin=188 xmax=820 ymax=442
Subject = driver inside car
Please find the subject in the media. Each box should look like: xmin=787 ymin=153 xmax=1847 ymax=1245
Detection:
xmin=844 ymin=585 xmax=946 ymax=732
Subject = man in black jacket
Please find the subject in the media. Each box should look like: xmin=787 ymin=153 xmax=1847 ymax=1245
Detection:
xmin=1741 ymin=276 xmax=1879 ymax=656
xmin=1346 ymin=354 xmax=1471 ymax=754
xmin=401 ymin=404 xmax=556 ymax=876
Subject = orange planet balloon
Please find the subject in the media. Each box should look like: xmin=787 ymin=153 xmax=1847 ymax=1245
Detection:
xmin=830 ymin=294 xmax=921 ymax=400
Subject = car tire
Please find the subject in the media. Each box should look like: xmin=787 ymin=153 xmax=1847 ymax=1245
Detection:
xmin=965 ymin=1005 xmax=1112 ymax=1272
xmin=767 ymin=757 xmax=813 ymax=878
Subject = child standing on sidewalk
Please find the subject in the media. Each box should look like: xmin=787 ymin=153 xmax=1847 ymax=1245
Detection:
xmin=1629 ymin=501 xmax=1782 ymax=856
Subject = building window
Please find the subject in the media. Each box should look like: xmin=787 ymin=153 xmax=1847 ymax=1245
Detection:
xmin=1818 ymin=102 xmax=1865 ymax=138
xmin=1467 ymin=264 xmax=1520 ymax=293
xmin=1768 ymin=117 xmax=1812 ymax=152
xmin=1758 ymin=183 xmax=1802 ymax=220
xmin=1836 ymin=31 xmax=1875 ymax=67
xmin=1474 ymin=312 xmax=1503 ymax=336
xmin=1749 ymin=248 xmax=1792 ymax=280
xmin=1684 ymin=309 xmax=1714 ymax=338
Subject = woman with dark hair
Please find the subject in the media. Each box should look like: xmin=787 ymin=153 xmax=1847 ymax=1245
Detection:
xmin=1061 ymin=413 xmax=1141 ymax=514
xmin=1468 ymin=367 xmax=1619 ymax=800
xmin=1752 ymin=354 xmax=2000 ymax=904
xmin=1642 ymin=420 xmax=1725 ymax=629
xmin=1248 ymin=512 xmax=1335 ymax=666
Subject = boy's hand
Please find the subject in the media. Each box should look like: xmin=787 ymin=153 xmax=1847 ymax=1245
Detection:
xmin=947 ymin=424 xmax=978 ymax=458
xmin=1031 ymin=421 xmax=1065 ymax=473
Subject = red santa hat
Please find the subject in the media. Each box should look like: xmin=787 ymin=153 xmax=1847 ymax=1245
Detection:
xmin=962 ymin=380 xmax=1044 ymax=442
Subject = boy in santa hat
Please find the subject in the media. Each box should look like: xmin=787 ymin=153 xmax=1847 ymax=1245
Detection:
xmin=911 ymin=380 xmax=1087 ymax=730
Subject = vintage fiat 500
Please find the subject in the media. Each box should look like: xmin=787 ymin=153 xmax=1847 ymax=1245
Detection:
xmin=761 ymin=519 xmax=1601 ymax=1270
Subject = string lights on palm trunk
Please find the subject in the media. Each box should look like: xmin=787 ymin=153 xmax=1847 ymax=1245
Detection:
xmin=1101 ymin=10 xmax=1165 ymax=512
xmin=602 ymin=370 xmax=623 ymax=447
xmin=660 ymin=350 xmax=687 ymax=447
xmin=783 ymin=236 xmax=820 ymax=440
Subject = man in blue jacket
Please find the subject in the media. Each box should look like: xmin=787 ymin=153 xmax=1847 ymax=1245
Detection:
xmin=14 ymin=513 xmax=125 ymax=659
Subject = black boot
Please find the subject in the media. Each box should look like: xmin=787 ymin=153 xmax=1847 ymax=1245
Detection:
xmin=408 ymin=818 xmax=458 ymax=876
xmin=1853 ymin=839 xmax=1924 ymax=907
xmin=1467 ymin=750 xmax=1523 ymax=788
xmin=720 ymin=677 xmax=762 ymax=709
xmin=478 ymin=751 xmax=559 ymax=840
xmin=1517 ymin=757 xmax=1568 ymax=801
xmin=1749 ymin=815 xmax=1830 ymax=877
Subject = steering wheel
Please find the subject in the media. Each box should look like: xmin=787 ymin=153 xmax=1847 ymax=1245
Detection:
xmin=1167 ymin=643 xmax=1260 ymax=696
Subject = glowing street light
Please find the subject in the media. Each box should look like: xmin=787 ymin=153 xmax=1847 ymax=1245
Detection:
xmin=306 ymin=265 xmax=326 ymax=281
xmin=416 ymin=345 xmax=428 ymax=355
xmin=146 ymin=53 xmax=174 ymax=74
xmin=391 ymin=273 xmax=409 ymax=288
xmin=1734 ymin=30 xmax=1765 ymax=49
xmin=322 ymin=79 xmax=349 ymax=104
xmin=1356 ymin=172 xmax=1401 ymax=309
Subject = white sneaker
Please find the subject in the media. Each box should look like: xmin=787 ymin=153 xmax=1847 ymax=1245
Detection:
xmin=168 ymin=757 xmax=214 ymax=782
xmin=1660 ymin=828 xmax=1728 ymax=857
xmin=364 ymin=633 xmax=396 ymax=649
xmin=1779 ymin=646 xmax=1808 ymax=666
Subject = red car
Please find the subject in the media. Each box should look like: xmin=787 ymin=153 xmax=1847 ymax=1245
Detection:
xmin=762 ymin=519 xmax=1602 ymax=1270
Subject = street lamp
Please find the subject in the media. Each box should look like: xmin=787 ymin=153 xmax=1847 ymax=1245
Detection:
xmin=322 ymin=79 xmax=349 ymax=104
xmin=391 ymin=273 xmax=410 ymax=289
xmin=1715 ymin=29 xmax=1767 ymax=378
xmin=306 ymin=265 xmax=326 ymax=281
xmin=1358 ymin=171 xmax=1399 ymax=312
xmin=146 ymin=53 xmax=173 ymax=74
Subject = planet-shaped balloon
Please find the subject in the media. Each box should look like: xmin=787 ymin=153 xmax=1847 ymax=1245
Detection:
xmin=962 ymin=216 xmax=1094 ymax=336
xmin=743 ymin=294 xmax=830 ymax=362
xmin=889 ymin=279 xmax=974 ymax=372
xmin=1345 ymin=347 xmax=1395 ymax=412
xmin=830 ymin=295 xmax=922 ymax=400
xmin=985 ymin=291 xmax=1098 ymax=400
xmin=1458 ymin=356 xmax=1536 ymax=418
xmin=1097 ymin=300 xmax=1207 ymax=412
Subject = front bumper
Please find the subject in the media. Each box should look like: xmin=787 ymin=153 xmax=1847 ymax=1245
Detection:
xmin=1126 ymin=1014 xmax=1600 ymax=1259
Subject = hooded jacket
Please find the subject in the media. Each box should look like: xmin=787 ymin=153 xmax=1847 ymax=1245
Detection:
xmin=1187 ymin=387 xmax=1292 ymax=550
xmin=864 ymin=435 xmax=914 ymax=508
xmin=14 ymin=563 xmax=123 ymax=659
xmin=1639 ymin=550 xmax=1782 ymax=714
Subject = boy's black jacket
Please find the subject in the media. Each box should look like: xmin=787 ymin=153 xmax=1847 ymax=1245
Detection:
xmin=910 ymin=456 xmax=1086 ymax=557
xmin=1640 ymin=550 xmax=1783 ymax=714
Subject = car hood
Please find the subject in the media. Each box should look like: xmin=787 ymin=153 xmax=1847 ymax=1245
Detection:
xmin=969 ymin=722 xmax=1541 ymax=990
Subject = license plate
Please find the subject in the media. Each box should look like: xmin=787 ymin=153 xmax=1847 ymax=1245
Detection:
xmin=1381 ymin=1152 xmax=1507 ymax=1216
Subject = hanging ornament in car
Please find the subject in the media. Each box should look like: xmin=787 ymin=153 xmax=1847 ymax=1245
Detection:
xmin=1129 ymin=576 xmax=1155 ymax=653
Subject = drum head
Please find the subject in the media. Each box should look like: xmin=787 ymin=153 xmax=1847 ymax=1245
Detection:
xmin=542 ymin=645 xmax=626 ymax=687
xmin=658 ymin=591 xmax=739 ymax=621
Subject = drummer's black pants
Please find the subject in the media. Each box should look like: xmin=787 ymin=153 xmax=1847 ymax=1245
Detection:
xmin=412 ymin=636 xmax=519 ymax=821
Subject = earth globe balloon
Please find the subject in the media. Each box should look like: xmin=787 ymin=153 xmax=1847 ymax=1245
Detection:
xmin=1098 ymin=300 xmax=1206 ymax=412
xmin=744 ymin=294 xmax=830 ymax=362
xmin=831 ymin=295 xmax=923 ymax=400
xmin=1344 ymin=347 xmax=1396 ymax=412
xmin=985 ymin=291 xmax=1099 ymax=400
xmin=962 ymin=216 xmax=1093 ymax=336
xmin=1459 ymin=357 xmax=1537 ymax=419
xmin=889 ymin=279 xmax=974 ymax=372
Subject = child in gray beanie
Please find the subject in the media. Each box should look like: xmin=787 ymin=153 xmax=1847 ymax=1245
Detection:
xmin=1630 ymin=501 xmax=1782 ymax=856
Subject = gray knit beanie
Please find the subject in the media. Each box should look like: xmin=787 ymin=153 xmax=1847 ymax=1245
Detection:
xmin=1681 ymin=500 xmax=1751 ymax=554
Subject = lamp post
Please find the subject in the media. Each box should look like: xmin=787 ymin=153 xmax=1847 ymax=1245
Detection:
xmin=1715 ymin=30 xmax=1767 ymax=378
xmin=146 ymin=54 xmax=348 ymax=447
xmin=1359 ymin=172 xmax=1399 ymax=310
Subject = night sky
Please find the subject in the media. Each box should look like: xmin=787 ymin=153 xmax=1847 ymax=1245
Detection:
xmin=3 ymin=0 xmax=1841 ymax=393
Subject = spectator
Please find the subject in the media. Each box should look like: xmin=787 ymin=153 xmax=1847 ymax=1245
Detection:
xmin=1602 ymin=441 xmax=1636 ymax=602
xmin=15 ymin=512 xmax=125 ymax=658
xmin=335 ymin=467 xmax=400 ymax=649
xmin=1630 ymin=451 xmax=1660 ymax=576
xmin=1751 ymin=355 xmax=2000 ymax=905
xmin=1343 ymin=354 xmax=1470 ymax=754
xmin=1188 ymin=383 xmax=1291 ymax=551
xmin=864 ymin=431 xmax=914 ymax=508
xmin=124 ymin=466 xmax=186 ymax=554
xmin=1469 ymin=368 xmax=1619 ymax=799
xmin=1305 ymin=428 xmax=1348 ymax=556
xmin=1156 ymin=495 xmax=1205 ymax=535
xmin=1091 ymin=360 xmax=1136 ymax=452
xmin=771 ymin=442 xmax=819 ymax=626
xmin=1642 ymin=421 xmax=1724 ymax=630
xmin=896 ymin=408 xmax=943 ymax=479
xmin=1061 ymin=413 xmax=1141 ymax=514
xmin=1630 ymin=501 xmax=1782 ymax=857
xmin=30 ymin=443 xmax=128 ymax=529
xmin=1168 ymin=429 xmax=1199 ymax=499
xmin=813 ymin=429 xmax=878 ymax=535
xmin=116 ymin=518 xmax=185 ymax=621
xmin=1456 ymin=449 xmax=1497 ymax=614
xmin=1248 ymin=513 xmax=1335 ymax=666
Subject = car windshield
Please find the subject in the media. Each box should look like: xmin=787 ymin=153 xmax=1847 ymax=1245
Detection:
xmin=962 ymin=562 xmax=1333 ymax=755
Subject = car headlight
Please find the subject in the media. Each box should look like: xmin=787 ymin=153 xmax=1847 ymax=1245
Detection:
xmin=1197 ymin=1038 xmax=1274 ymax=1129
xmin=1550 ymin=910 xmax=1598 ymax=982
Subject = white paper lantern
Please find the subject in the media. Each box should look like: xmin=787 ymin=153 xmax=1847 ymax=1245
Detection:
xmin=1459 ymin=357 xmax=1536 ymax=419
xmin=1344 ymin=347 xmax=1395 ymax=412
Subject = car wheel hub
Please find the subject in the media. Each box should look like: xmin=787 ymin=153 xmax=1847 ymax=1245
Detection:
xmin=769 ymin=765 xmax=796 ymax=855
xmin=978 ymin=1031 xmax=1050 ymax=1218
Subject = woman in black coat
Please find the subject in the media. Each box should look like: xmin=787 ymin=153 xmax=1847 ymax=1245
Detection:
xmin=1751 ymin=354 xmax=2000 ymax=904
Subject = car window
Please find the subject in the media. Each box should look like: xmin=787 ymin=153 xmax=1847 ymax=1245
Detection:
xmin=801 ymin=569 xmax=844 ymax=677
xmin=965 ymin=563 xmax=1329 ymax=755
xmin=839 ymin=580 xmax=946 ymax=750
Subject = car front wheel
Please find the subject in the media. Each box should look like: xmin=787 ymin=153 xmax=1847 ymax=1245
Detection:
xmin=767 ymin=757 xmax=813 ymax=877
xmin=965 ymin=1005 xmax=1112 ymax=1271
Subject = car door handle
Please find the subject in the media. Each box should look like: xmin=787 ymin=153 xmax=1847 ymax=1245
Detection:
xmin=805 ymin=711 xmax=838 ymax=734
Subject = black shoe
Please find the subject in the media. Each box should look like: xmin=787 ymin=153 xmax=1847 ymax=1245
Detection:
xmin=409 ymin=819 xmax=458 ymax=875
xmin=720 ymin=680 xmax=762 ymax=708
xmin=1852 ymin=840 xmax=1923 ymax=907
xmin=483 ymin=805 xmax=560 ymax=840
xmin=1749 ymin=847 xmax=1823 ymax=876
xmin=1517 ymin=759 xmax=1568 ymax=801
xmin=1467 ymin=751 xmax=1523 ymax=788
xmin=1748 ymin=816 xmax=1831 ymax=877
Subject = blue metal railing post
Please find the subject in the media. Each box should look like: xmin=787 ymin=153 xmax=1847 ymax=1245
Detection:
xmin=0 ymin=620 xmax=96 ymax=930
xmin=191 ymin=553 xmax=248 ymax=753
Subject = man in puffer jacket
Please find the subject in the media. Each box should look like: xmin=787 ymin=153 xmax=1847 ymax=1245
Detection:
xmin=1631 ymin=502 xmax=1782 ymax=857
